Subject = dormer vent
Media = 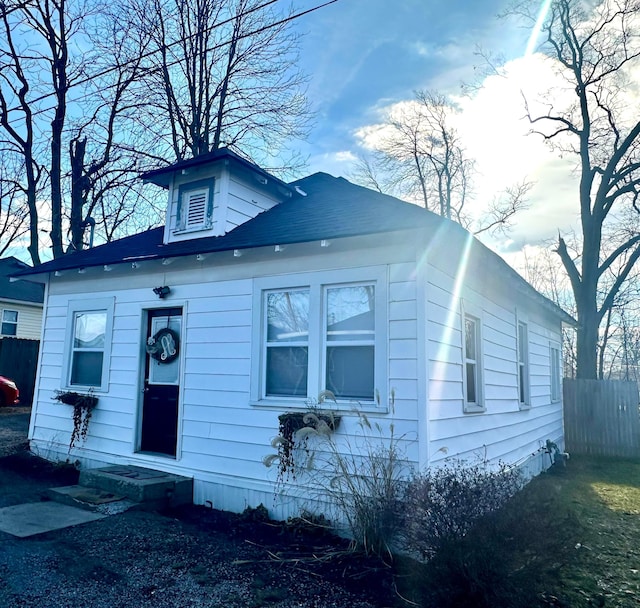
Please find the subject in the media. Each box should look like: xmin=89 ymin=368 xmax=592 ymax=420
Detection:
xmin=175 ymin=178 xmax=215 ymax=234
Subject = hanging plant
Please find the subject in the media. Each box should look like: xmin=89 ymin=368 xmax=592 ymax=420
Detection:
xmin=264 ymin=409 xmax=341 ymax=486
xmin=53 ymin=390 xmax=98 ymax=450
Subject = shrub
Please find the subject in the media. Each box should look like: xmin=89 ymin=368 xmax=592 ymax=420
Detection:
xmin=402 ymin=459 xmax=523 ymax=560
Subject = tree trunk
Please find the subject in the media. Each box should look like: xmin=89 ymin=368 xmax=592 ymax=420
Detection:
xmin=69 ymin=138 xmax=87 ymax=252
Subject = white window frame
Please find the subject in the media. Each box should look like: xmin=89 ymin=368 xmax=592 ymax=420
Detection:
xmin=174 ymin=178 xmax=215 ymax=234
xmin=550 ymin=342 xmax=561 ymax=403
xmin=62 ymin=297 xmax=115 ymax=393
xmin=1 ymin=309 xmax=18 ymax=336
xmin=461 ymin=302 xmax=484 ymax=413
xmin=517 ymin=319 xmax=530 ymax=408
xmin=251 ymin=267 xmax=388 ymax=410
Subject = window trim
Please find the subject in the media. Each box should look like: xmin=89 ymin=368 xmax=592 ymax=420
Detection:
xmin=62 ymin=297 xmax=115 ymax=393
xmin=1 ymin=309 xmax=18 ymax=336
xmin=174 ymin=178 xmax=215 ymax=233
xmin=550 ymin=342 xmax=561 ymax=403
xmin=251 ymin=267 xmax=388 ymax=411
xmin=517 ymin=319 xmax=530 ymax=409
xmin=461 ymin=302 xmax=484 ymax=413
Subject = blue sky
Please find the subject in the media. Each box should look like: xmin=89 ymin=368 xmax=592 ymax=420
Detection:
xmin=294 ymin=0 xmax=525 ymax=173
xmin=289 ymin=0 xmax=580 ymax=262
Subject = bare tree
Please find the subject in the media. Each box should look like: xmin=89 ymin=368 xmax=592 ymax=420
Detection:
xmin=510 ymin=0 xmax=640 ymax=379
xmin=353 ymin=90 xmax=529 ymax=236
xmin=0 ymin=157 xmax=29 ymax=256
xmin=126 ymin=0 xmax=311 ymax=173
xmin=0 ymin=0 xmax=162 ymax=263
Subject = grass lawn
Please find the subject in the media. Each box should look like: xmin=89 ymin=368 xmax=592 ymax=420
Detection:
xmin=397 ymin=456 xmax=640 ymax=607
xmin=547 ymin=456 xmax=640 ymax=607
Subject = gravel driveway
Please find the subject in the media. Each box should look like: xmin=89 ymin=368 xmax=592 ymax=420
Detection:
xmin=0 ymin=407 xmax=396 ymax=608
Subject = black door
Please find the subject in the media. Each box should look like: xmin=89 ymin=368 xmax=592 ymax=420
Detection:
xmin=140 ymin=308 xmax=182 ymax=456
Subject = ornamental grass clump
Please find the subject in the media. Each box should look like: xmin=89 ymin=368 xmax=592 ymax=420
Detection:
xmin=304 ymin=391 xmax=410 ymax=560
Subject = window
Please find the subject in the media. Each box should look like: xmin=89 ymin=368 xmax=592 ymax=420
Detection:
xmin=253 ymin=269 xmax=386 ymax=407
xmin=325 ymin=285 xmax=375 ymax=400
xmin=517 ymin=321 xmax=530 ymax=407
xmin=463 ymin=313 xmax=484 ymax=412
xmin=176 ymin=178 xmax=214 ymax=232
xmin=265 ymin=289 xmax=309 ymax=397
xmin=63 ymin=298 xmax=114 ymax=391
xmin=1 ymin=310 xmax=18 ymax=336
xmin=550 ymin=344 xmax=561 ymax=402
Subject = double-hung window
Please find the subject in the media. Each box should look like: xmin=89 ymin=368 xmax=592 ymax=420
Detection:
xmin=325 ymin=285 xmax=375 ymax=400
xmin=550 ymin=343 xmax=561 ymax=402
xmin=517 ymin=321 xmax=530 ymax=407
xmin=63 ymin=298 xmax=114 ymax=392
xmin=254 ymin=269 xmax=385 ymax=407
xmin=265 ymin=289 xmax=310 ymax=397
xmin=1 ymin=310 xmax=18 ymax=336
xmin=463 ymin=313 xmax=484 ymax=412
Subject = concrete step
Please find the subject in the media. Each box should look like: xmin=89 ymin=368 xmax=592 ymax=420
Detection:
xmin=78 ymin=465 xmax=193 ymax=510
xmin=46 ymin=485 xmax=139 ymax=515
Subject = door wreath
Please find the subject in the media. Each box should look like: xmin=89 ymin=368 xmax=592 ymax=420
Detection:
xmin=146 ymin=327 xmax=180 ymax=363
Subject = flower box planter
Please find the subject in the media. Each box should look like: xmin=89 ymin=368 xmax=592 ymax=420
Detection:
xmin=53 ymin=391 xmax=98 ymax=449
xmin=53 ymin=391 xmax=98 ymax=409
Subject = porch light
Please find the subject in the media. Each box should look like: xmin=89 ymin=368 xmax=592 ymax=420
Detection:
xmin=153 ymin=285 xmax=171 ymax=299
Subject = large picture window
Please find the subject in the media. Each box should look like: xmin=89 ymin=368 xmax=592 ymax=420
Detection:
xmin=254 ymin=269 xmax=386 ymax=407
xmin=64 ymin=298 xmax=114 ymax=392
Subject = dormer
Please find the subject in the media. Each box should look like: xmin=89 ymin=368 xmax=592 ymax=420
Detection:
xmin=141 ymin=148 xmax=295 ymax=245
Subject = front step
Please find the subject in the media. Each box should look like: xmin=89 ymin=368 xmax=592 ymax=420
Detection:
xmin=80 ymin=465 xmax=193 ymax=509
xmin=48 ymin=465 xmax=193 ymax=513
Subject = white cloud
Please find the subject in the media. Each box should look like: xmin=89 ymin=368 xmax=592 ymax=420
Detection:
xmin=352 ymin=52 xmax=584 ymax=251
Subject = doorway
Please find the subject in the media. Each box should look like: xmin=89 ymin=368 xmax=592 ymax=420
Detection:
xmin=139 ymin=307 xmax=182 ymax=457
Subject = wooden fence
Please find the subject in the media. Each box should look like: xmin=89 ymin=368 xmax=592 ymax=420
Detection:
xmin=563 ymin=379 xmax=640 ymax=459
xmin=0 ymin=337 xmax=40 ymax=407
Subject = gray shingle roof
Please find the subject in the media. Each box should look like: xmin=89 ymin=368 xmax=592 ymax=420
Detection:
xmin=10 ymin=171 xmax=574 ymax=325
xmin=0 ymin=257 xmax=44 ymax=304
xmin=12 ymin=172 xmax=446 ymax=275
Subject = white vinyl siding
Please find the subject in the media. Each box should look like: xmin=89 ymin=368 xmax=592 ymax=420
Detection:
xmin=0 ymin=302 xmax=42 ymax=339
xmin=427 ymin=261 xmax=563 ymax=469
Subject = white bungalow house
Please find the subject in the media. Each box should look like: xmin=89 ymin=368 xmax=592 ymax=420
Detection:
xmin=15 ymin=149 xmax=573 ymax=517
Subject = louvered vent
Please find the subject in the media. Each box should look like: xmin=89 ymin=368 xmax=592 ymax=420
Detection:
xmin=186 ymin=190 xmax=207 ymax=228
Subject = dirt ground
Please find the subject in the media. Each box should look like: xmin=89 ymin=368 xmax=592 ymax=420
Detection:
xmin=0 ymin=407 xmax=397 ymax=608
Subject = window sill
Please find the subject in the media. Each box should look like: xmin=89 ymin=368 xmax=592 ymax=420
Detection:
xmin=250 ymin=399 xmax=388 ymax=415
xmin=463 ymin=403 xmax=486 ymax=414
xmin=63 ymin=385 xmax=107 ymax=395
xmin=173 ymin=226 xmax=209 ymax=235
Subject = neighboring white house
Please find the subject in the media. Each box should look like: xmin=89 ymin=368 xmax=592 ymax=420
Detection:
xmin=15 ymin=149 xmax=574 ymax=518
xmin=0 ymin=257 xmax=44 ymax=340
